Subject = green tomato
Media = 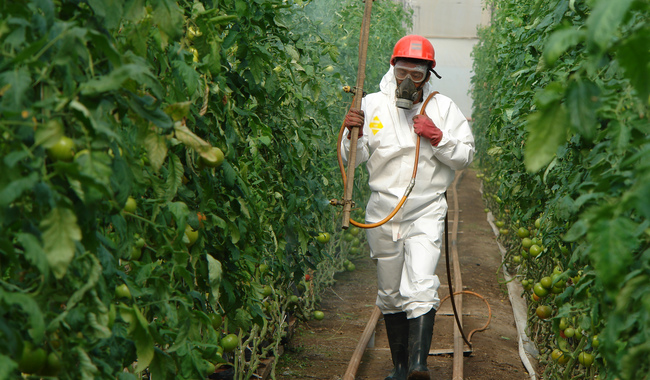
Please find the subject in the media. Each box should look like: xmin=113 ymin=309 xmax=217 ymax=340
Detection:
xmin=564 ymin=327 xmax=575 ymax=338
xmin=536 ymin=305 xmax=552 ymax=319
xmin=559 ymin=317 xmax=569 ymax=331
xmin=18 ymin=343 xmax=47 ymax=374
xmin=130 ymin=246 xmax=142 ymax=261
xmin=115 ymin=284 xmax=131 ymax=299
xmin=201 ymin=147 xmax=225 ymax=168
xmin=210 ymin=314 xmax=223 ymax=330
xmin=551 ymin=348 xmax=568 ymax=364
xmin=529 ymin=244 xmax=542 ymax=257
xmin=198 ymin=359 xmax=215 ymax=377
xmin=316 ymin=232 xmax=331 ymax=244
xmin=47 ymin=135 xmax=75 ymax=162
xmin=313 ymin=310 xmax=325 ymax=320
xmin=574 ymin=328 xmax=583 ymax=340
xmin=221 ymin=334 xmax=239 ymax=353
xmin=185 ymin=226 xmax=199 ymax=247
xmin=135 ymin=237 xmax=146 ymax=249
xmin=592 ymin=334 xmax=600 ymax=348
xmin=533 ymin=283 xmax=549 ymax=297
xmin=578 ymin=352 xmax=594 ymax=367
xmin=517 ymin=227 xmax=530 ymax=238
xmin=123 ymin=196 xmax=137 ymax=213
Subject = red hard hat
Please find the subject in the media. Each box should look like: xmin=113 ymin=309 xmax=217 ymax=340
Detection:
xmin=390 ymin=35 xmax=436 ymax=68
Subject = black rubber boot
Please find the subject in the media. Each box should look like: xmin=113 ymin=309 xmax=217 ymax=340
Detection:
xmin=407 ymin=309 xmax=436 ymax=380
xmin=383 ymin=312 xmax=409 ymax=380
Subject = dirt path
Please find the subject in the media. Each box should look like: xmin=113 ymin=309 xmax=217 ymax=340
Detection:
xmin=277 ymin=169 xmax=531 ymax=379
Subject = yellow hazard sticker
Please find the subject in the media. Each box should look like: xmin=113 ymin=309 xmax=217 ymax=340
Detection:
xmin=369 ymin=116 xmax=384 ymax=135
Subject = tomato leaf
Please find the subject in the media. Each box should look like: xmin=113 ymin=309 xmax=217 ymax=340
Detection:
xmin=167 ymin=320 xmax=191 ymax=353
xmin=144 ymin=131 xmax=168 ymax=172
xmin=0 ymin=355 xmax=18 ymax=379
xmin=172 ymin=59 xmax=201 ymax=95
xmin=16 ymin=232 xmax=49 ymax=276
xmin=167 ymin=201 xmax=190 ymax=232
xmin=566 ymin=79 xmax=600 ymax=140
xmin=164 ymin=153 xmax=183 ymax=202
xmin=173 ymin=122 xmax=212 ymax=156
xmin=585 ymin=0 xmax=635 ymax=52
xmin=126 ymin=93 xmax=172 ymax=130
xmin=132 ymin=306 xmax=155 ymax=372
xmin=75 ymin=346 xmax=99 ymax=380
xmin=152 ymin=0 xmax=184 ymax=41
xmin=563 ymin=219 xmax=588 ymax=242
xmin=228 ymin=222 xmax=241 ymax=244
xmin=164 ymin=101 xmax=192 ymax=122
xmin=40 ymin=207 xmax=82 ymax=279
xmin=0 ymin=172 xmax=39 ymax=208
xmin=524 ymin=102 xmax=569 ymax=172
xmin=34 ymin=120 xmax=64 ymax=148
xmin=87 ymin=0 xmax=123 ymax=30
xmin=206 ymin=254 xmax=222 ymax=309
xmin=0 ymin=67 xmax=31 ymax=110
xmin=587 ymin=216 xmax=638 ymax=291
xmin=0 ymin=291 xmax=45 ymax=343
xmin=615 ymin=29 xmax=650 ymax=104
xmin=543 ymin=27 xmax=586 ymax=66
xmin=80 ymin=64 xmax=152 ymax=95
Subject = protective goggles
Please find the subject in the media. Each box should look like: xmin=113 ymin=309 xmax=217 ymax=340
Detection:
xmin=394 ymin=61 xmax=429 ymax=83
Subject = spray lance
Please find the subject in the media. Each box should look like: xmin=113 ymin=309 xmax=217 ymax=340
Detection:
xmin=334 ymin=0 xmax=374 ymax=230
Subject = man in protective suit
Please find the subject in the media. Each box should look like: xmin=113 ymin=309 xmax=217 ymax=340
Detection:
xmin=341 ymin=35 xmax=475 ymax=380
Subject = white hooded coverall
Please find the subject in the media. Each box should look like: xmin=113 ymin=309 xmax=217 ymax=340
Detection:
xmin=341 ymin=67 xmax=475 ymax=319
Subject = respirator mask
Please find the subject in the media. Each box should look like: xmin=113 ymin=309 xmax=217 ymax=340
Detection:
xmin=394 ymin=60 xmax=429 ymax=110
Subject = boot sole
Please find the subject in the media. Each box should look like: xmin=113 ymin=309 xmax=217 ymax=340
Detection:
xmin=406 ymin=370 xmax=430 ymax=380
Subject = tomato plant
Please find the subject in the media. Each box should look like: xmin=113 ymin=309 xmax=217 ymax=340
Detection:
xmin=0 ymin=0 xmax=406 ymax=377
xmin=473 ymin=0 xmax=650 ymax=378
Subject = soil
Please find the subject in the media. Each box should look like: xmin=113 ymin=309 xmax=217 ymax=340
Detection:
xmin=275 ymin=168 xmax=532 ymax=380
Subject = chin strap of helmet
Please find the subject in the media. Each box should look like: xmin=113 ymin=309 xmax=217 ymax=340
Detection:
xmin=334 ymin=91 xmax=439 ymax=229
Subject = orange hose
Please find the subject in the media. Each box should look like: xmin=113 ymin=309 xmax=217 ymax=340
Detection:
xmin=439 ymin=290 xmax=492 ymax=344
xmin=336 ymin=92 xmax=437 ymax=229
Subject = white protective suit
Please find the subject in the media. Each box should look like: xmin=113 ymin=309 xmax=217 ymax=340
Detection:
xmin=342 ymin=67 xmax=475 ymax=319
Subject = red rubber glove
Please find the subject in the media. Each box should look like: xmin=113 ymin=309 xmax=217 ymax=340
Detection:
xmin=413 ymin=114 xmax=442 ymax=146
xmin=344 ymin=109 xmax=364 ymax=139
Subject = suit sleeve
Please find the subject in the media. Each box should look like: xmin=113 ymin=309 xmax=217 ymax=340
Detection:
xmin=430 ymin=97 xmax=475 ymax=170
